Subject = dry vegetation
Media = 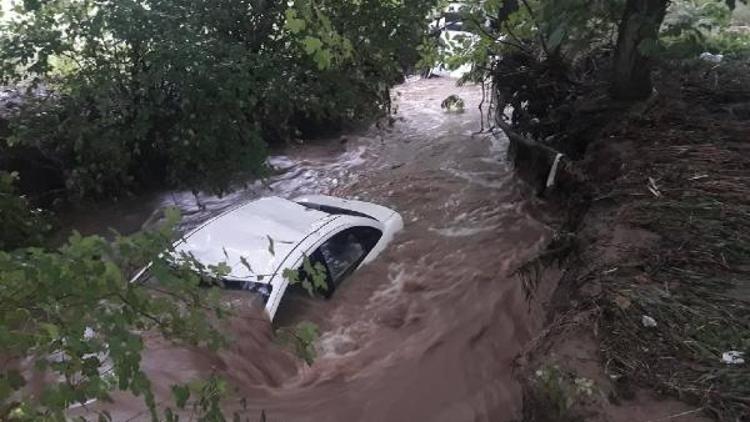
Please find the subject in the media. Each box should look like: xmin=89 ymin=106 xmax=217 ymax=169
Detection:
xmin=519 ymin=59 xmax=750 ymax=421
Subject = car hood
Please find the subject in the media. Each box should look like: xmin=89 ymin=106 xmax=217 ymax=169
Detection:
xmin=173 ymin=197 xmax=335 ymax=281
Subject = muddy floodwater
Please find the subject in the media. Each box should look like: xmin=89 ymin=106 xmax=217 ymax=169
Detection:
xmin=74 ymin=78 xmax=555 ymax=421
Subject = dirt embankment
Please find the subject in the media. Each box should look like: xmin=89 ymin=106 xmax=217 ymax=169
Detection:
xmin=514 ymin=60 xmax=750 ymax=421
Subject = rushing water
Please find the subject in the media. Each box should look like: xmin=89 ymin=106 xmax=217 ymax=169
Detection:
xmin=74 ymin=77 xmax=554 ymax=421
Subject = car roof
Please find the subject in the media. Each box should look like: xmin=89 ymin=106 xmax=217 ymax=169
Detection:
xmin=173 ymin=196 xmax=337 ymax=281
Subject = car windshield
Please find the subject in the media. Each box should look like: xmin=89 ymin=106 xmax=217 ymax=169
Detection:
xmin=296 ymin=201 xmax=376 ymax=220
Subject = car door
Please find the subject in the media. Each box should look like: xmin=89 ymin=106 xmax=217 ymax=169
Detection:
xmin=265 ymin=220 xmax=383 ymax=319
xmin=295 ymin=225 xmax=382 ymax=297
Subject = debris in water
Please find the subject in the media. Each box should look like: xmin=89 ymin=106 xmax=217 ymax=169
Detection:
xmin=545 ymin=153 xmax=564 ymax=188
xmin=641 ymin=315 xmax=657 ymax=327
xmin=614 ymin=295 xmax=631 ymax=310
xmin=699 ymin=52 xmax=724 ymax=63
xmin=647 ymin=177 xmax=662 ymax=198
xmin=441 ymin=94 xmax=465 ymax=113
xmin=721 ymin=351 xmax=745 ymax=365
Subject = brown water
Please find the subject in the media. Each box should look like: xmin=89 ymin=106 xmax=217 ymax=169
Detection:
xmin=75 ymin=77 xmax=555 ymax=421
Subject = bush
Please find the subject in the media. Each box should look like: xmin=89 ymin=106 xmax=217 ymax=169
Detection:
xmin=661 ymin=0 xmax=750 ymax=58
xmin=731 ymin=1 xmax=750 ymax=25
xmin=0 ymin=171 xmax=49 ymax=250
xmin=0 ymin=208 xmax=230 ymax=419
xmin=704 ymin=29 xmax=750 ymax=56
xmin=0 ymin=0 xmax=434 ymax=199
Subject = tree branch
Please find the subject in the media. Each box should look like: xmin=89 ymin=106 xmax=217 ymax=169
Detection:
xmin=519 ymin=0 xmax=551 ymax=55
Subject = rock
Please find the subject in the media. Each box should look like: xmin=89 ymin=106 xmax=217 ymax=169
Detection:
xmin=721 ymin=351 xmax=745 ymax=365
xmin=699 ymin=52 xmax=723 ymax=64
xmin=641 ymin=315 xmax=657 ymax=328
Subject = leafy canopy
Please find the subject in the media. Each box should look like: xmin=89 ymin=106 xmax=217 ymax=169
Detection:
xmin=0 ymin=0 xmax=436 ymax=199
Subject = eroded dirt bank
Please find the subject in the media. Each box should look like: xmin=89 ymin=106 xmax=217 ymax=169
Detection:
xmin=515 ymin=61 xmax=750 ymax=421
xmin=71 ymin=78 xmax=559 ymax=421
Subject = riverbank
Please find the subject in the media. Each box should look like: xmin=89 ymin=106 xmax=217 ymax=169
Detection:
xmin=516 ymin=59 xmax=750 ymax=421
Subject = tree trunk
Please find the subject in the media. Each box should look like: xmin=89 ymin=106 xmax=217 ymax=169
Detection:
xmin=611 ymin=0 xmax=668 ymax=100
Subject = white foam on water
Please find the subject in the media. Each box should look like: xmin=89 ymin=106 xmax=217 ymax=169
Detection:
xmin=428 ymin=225 xmax=500 ymax=237
xmin=367 ymin=264 xmax=408 ymax=306
xmin=317 ymin=329 xmax=359 ymax=359
xmin=443 ymin=167 xmax=508 ymax=189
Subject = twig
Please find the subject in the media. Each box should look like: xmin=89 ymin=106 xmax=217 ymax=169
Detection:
xmin=478 ymin=79 xmax=486 ymax=132
xmin=519 ymin=0 xmax=550 ymax=55
xmin=503 ymin=23 xmax=531 ymax=53
xmin=644 ymin=407 xmax=704 ymax=422
xmin=467 ymin=15 xmax=529 ymax=53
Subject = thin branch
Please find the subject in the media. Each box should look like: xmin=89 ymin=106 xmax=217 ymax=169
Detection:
xmin=478 ymin=79 xmax=486 ymax=132
xmin=117 ymin=292 xmax=164 ymax=326
xmin=644 ymin=408 xmax=705 ymax=422
xmin=519 ymin=0 xmax=550 ymax=55
xmin=467 ymin=16 xmax=530 ymax=53
xmin=502 ymin=22 xmax=532 ymax=53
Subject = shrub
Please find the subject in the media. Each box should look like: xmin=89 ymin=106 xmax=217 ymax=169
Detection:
xmin=0 ymin=0 xmax=435 ymax=199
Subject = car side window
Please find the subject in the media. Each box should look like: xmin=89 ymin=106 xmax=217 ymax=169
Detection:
xmin=317 ymin=227 xmax=382 ymax=285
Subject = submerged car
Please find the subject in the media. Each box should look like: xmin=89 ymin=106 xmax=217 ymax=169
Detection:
xmin=169 ymin=195 xmax=403 ymax=320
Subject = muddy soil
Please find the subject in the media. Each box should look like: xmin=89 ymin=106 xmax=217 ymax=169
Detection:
xmin=515 ymin=61 xmax=750 ymax=422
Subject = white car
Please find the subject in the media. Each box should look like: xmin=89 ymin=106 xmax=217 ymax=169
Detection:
xmin=169 ymin=195 xmax=403 ymax=320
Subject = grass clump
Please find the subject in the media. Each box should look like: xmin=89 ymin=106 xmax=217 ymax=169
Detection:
xmin=524 ymin=364 xmax=600 ymax=422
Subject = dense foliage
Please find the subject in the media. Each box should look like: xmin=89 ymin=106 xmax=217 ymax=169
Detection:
xmin=0 ymin=208 xmax=232 ymax=420
xmin=662 ymin=0 xmax=750 ymax=57
xmin=0 ymin=0 xmax=434 ymax=199
xmin=424 ymin=0 xmax=748 ymax=140
xmin=430 ymin=0 xmax=747 ymax=81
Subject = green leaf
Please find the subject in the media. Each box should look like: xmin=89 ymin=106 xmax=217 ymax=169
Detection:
xmin=295 ymin=321 xmax=319 ymax=343
xmin=40 ymin=322 xmax=60 ymax=339
xmin=547 ymin=25 xmax=566 ymax=50
xmin=171 ymin=384 xmax=191 ymax=409
xmin=239 ymin=255 xmax=253 ymax=273
xmin=164 ymin=408 xmax=178 ymax=422
xmin=5 ymin=370 xmax=26 ymax=390
xmin=285 ymin=9 xmax=306 ymax=33
xmin=213 ymin=262 xmax=231 ymax=276
xmin=163 ymin=207 xmax=182 ymax=226
xmin=22 ymin=0 xmax=41 ymax=11
xmin=300 ymin=279 xmax=313 ymax=295
xmin=282 ymin=267 xmax=299 ymax=284
xmin=303 ymin=36 xmax=323 ymax=54
xmin=313 ymin=49 xmax=333 ymax=70
xmin=275 ymin=322 xmax=319 ymax=365
xmin=266 ymin=235 xmax=275 ymax=256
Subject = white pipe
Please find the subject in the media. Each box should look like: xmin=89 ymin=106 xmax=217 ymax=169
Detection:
xmin=546 ymin=153 xmax=564 ymax=188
